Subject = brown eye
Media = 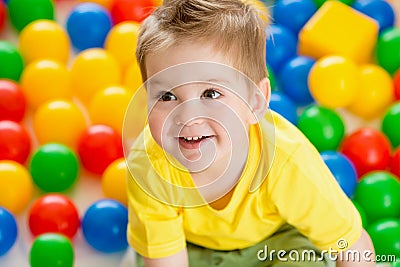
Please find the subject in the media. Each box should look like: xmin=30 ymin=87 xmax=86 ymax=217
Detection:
xmin=202 ymin=89 xmax=221 ymax=99
xmin=159 ymin=92 xmax=177 ymax=101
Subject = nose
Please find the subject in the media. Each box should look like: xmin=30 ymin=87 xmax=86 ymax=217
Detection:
xmin=173 ymin=99 xmax=207 ymax=126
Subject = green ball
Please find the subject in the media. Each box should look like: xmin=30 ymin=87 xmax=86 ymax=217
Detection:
xmin=297 ymin=105 xmax=345 ymax=152
xmin=267 ymin=65 xmax=278 ymax=91
xmin=30 ymin=233 xmax=74 ymax=267
xmin=376 ymin=27 xmax=400 ymax=75
xmin=312 ymin=0 xmax=354 ymax=8
xmin=382 ymin=102 xmax=400 ymax=149
xmin=29 ymin=143 xmax=79 ymax=192
xmin=367 ymin=218 xmax=400 ymax=260
xmin=354 ymin=171 xmax=400 ymax=224
xmin=352 ymin=200 xmax=368 ymax=229
xmin=0 ymin=41 xmax=24 ymax=81
xmin=8 ymin=0 xmax=54 ymax=32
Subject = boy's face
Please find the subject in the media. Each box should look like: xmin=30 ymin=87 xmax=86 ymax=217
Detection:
xmin=144 ymin=42 xmax=263 ymax=175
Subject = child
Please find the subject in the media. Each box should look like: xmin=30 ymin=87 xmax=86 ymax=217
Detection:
xmin=126 ymin=0 xmax=375 ymax=266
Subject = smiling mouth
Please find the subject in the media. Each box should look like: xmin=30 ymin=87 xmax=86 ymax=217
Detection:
xmin=178 ymin=135 xmax=214 ymax=149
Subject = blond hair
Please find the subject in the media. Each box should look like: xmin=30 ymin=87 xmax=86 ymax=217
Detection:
xmin=136 ymin=0 xmax=269 ymax=83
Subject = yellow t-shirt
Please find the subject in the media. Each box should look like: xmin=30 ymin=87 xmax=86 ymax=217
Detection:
xmin=127 ymin=111 xmax=362 ymax=259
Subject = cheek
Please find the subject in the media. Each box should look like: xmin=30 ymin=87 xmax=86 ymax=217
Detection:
xmin=148 ymin=112 xmax=164 ymax=145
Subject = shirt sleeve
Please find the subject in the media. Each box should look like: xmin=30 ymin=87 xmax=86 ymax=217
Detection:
xmin=127 ymin=168 xmax=186 ymax=259
xmin=267 ymin=142 xmax=362 ymax=252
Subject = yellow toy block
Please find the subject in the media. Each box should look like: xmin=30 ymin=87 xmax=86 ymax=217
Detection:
xmin=298 ymin=1 xmax=379 ymax=63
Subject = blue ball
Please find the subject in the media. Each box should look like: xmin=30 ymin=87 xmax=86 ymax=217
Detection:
xmin=352 ymin=0 xmax=395 ymax=33
xmin=266 ymin=24 xmax=298 ymax=74
xmin=269 ymin=91 xmax=298 ymax=125
xmin=321 ymin=151 xmax=357 ymax=198
xmin=0 ymin=207 xmax=18 ymax=256
xmin=272 ymin=0 xmax=317 ymax=35
xmin=66 ymin=3 xmax=112 ymax=51
xmin=278 ymin=55 xmax=315 ymax=105
xmin=82 ymin=199 xmax=128 ymax=253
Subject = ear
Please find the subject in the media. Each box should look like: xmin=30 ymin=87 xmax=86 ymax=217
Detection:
xmin=248 ymin=77 xmax=270 ymax=124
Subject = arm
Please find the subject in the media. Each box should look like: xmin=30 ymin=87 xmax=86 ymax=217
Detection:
xmin=143 ymin=248 xmax=189 ymax=267
xmin=336 ymin=229 xmax=375 ymax=267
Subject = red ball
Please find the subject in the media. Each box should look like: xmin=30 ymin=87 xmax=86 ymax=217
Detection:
xmin=0 ymin=1 xmax=5 ymax=32
xmin=111 ymin=0 xmax=155 ymax=23
xmin=28 ymin=194 xmax=80 ymax=239
xmin=394 ymin=69 xmax=400 ymax=101
xmin=0 ymin=120 xmax=31 ymax=164
xmin=77 ymin=124 xmax=123 ymax=175
xmin=0 ymin=79 xmax=27 ymax=122
xmin=391 ymin=148 xmax=400 ymax=179
xmin=340 ymin=128 xmax=392 ymax=178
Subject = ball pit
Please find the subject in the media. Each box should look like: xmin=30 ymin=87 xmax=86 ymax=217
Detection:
xmin=0 ymin=0 xmax=399 ymax=266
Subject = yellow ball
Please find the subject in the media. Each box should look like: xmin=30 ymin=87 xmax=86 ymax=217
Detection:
xmin=78 ymin=0 xmax=115 ymax=9
xmin=19 ymin=19 xmax=70 ymax=64
xmin=309 ymin=55 xmax=360 ymax=108
xmin=70 ymin=48 xmax=121 ymax=103
xmin=0 ymin=160 xmax=34 ymax=214
xmin=105 ymin=21 xmax=140 ymax=72
xmin=123 ymin=60 xmax=143 ymax=93
xmin=101 ymin=158 xmax=128 ymax=206
xmin=347 ymin=64 xmax=394 ymax=119
xmin=33 ymin=100 xmax=88 ymax=149
xmin=89 ymin=85 xmax=132 ymax=135
xmin=20 ymin=59 xmax=72 ymax=109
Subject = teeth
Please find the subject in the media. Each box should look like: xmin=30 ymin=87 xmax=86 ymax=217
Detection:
xmin=182 ymin=136 xmax=204 ymax=141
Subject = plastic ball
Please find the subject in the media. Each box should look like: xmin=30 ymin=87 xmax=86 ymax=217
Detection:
xmin=277 ymin=55 xmax=315 ymax=105
xmin=394 ymin=69 xmax=400 ymax=101
xmin=105 ymin=21 xmax=140 ymax=71
xmin=81 ymin=199 xmax=128 ymax=253
xmin=391 ymin=148 xmax=400 ymax=179
xmin=367 ymin=218 xmax=400 ymax=259
xmin=268 ymin=91 xmax=298 ymax=125
xmin=66 ymin=3 xmax=113 ymax=51
xmin=340 ymin=128 xmax=391 ymax=177
xmin=297 ymin=105 xmax=345 ymax=152
xmin=0 ymin=120 xmax=31 ymax=164
xmin=0 ymin=79 xmax=26 ymax=121
xmin=355 ymin=171 xmax=400 ymax=224
xmin=29 ymin=143 xmax=79 ymax=192
xmin=0 ymin=41 xmax=24 ymax=81
xmin=376 ymin=27 xmax=400 ymax=75
xmin=78 ymin=124 xmax=124 ymax=175
xmin=111 ymin=0 xmax=155 ymax=24
xmin=7 ymin=0 xmax=54 ymax=32
xmin=313 ymin=0 xmax=355 ymax=7
xmin=78 ymin=0 xmax=114 ymax=10
xmin=33 ymin=100 xmax=87 ymax=149
xmin=352 ymin=200 xmax=368 ymax=228
xmin=308 ymin=55 xmax=360 ymax=108
xmin=20 ymin=59 xmax=72 ymax=109
xmin=0 ymin=160 xmax=33 ymax=214
xmin=89 ymin=86 xmax=132 ymax=135
xmin=347 ymin=64 xmax=394 ymax=119
xmin=272 ymin=0 xmax=317 ymax=35
xmin=352 ymin=0 xmax=395 ymax=33
xmin=70 ymin=48 xmax=121 ymax=103
xmin=30 ymin=233 xmax=74 ymax=267
xmin=0 ymin=1 xmax=5 ymax=32
xmin=28 ymin=194 xmax=80 ymax=239
xmin=19 ymin=19 xmax=70 ymax=64
xmin=265 ymin=24 xmax=297 ymax=74
xmin=267 ymin=65 xmax=277 ymax=91
xmin=123 ymin=60 xmax=143 ymax=93
xmin=381 ymin=102 xmax=400 ymax=149
xmin=101 ymin=158 xmax=128 ymax=205
xmin=0 ymin=207 xmax=18 ymax=256
xmin=321 ymin=151 xmax=357 ymax=197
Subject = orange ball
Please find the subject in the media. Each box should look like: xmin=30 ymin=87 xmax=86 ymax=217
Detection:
xmin=20 ymin=59 xmax=71 ymax=109
xmin=33 ymin=100 xmax=88 ymax=149
xmin=19 ymin=19 xmax=70 ymax=64
xmin=101 ymin=158 xmax=127 ymax=205
xmin=0 ymin=160 xmax=34 ymax=214
xmin=123 ymin=60 xmax=143 ymax=93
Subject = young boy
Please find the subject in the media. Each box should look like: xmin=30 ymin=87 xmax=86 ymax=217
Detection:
xmin=126 ymin=0 xmax=375 ymax=266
